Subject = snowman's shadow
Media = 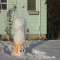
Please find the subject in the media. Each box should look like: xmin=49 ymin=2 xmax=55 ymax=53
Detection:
xmin=25 ymin=40 xmax=46 ymax=53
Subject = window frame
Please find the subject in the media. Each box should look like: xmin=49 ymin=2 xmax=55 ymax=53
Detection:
xmin=0 ymin=0 xmax=8 ymax=11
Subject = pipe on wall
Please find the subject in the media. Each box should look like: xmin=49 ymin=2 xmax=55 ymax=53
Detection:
xmin=39 ymin=0 xmax=41 ymax=39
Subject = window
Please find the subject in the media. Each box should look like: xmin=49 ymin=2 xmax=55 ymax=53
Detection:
xmin=1 ymin=0 xmax=7 ymax=2
xmin=28 ymin=0 xmax=36 ymax=10
xmin=27 ymin=0 xmax=39 ymax=15
xmin=0 ymin=0 xmax=8 ymax=11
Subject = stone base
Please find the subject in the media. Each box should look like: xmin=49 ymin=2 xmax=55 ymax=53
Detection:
xmin=26 ymin=34 xmax=46 ymax=40
xmin=0 ymin=34 xmax=46 ymax=40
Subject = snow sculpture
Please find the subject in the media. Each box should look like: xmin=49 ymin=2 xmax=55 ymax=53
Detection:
xmin=13 ymin=17 xmax=26 ymax=56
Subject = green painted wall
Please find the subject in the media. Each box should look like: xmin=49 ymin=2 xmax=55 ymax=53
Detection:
xmin=0 ymin=0 xmax=47 ymax=35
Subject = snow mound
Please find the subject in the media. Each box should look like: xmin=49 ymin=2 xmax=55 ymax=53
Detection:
xmin=32 ymin=49 xmax=56 ymax=60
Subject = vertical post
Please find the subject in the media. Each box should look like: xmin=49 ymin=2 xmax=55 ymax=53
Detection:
xmin=39 ymin=0 xmax=41 ymax=39
xmin=40 ymin=0 xmax=41 ymax=39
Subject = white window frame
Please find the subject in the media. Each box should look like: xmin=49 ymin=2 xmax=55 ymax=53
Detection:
xmin=27 ymin=0 xmax=39 ymax=15
xmin=0 ymin=0 xmax=8 ymax=11
xmin=36 ymin=0 xmax=39 ymax=11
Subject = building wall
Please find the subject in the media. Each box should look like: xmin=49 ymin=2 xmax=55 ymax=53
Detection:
xmin=0 ymin=0 xmax=47 ymax=39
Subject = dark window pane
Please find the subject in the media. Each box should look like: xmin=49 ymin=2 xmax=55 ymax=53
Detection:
xmin=0 ymin=5 xmax=1 ymax=9
xmin=2 ymin=4 xmax=7 ymax=10
xmin=28 ymin=0 xmax=36 ymax=10
xmin=1 ymin=0 xmax=7 ymax=3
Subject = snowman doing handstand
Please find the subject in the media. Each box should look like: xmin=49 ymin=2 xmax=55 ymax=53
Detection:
xmin=13 ymin=17 xmax=26 ymax=56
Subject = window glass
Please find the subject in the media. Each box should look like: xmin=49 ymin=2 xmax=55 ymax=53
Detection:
xmin=0 ymin=0 xmax=7 ymax=10
xmin=2 ymin=4 xmax=7 ymax=10
xmin=1 ymin=0 xmax=7 ymax=3
xmin=0 ymin=5 xmax=1 ymax=9
xmin=28 ymin=0 xmax=36 ymax=10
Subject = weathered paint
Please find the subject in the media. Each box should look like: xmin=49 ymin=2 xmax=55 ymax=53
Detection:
xmin=0 ymin=0 xmax=47 ymax=37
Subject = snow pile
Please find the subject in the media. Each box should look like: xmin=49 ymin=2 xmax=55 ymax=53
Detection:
xmin=32 ymin=49 xmax=56 ymax=60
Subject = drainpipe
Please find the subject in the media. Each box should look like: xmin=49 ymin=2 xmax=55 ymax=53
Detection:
xmin=39 ymin=0 xmax=41 ymax=39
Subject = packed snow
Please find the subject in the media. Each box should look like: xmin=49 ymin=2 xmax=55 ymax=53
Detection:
xmin=13 ymin=17 xmax=26 ymax=56
xmin=14 ymin=17 xmax=26 ymax=44
xmin=0 ymin=40 xmax=60 ymax=60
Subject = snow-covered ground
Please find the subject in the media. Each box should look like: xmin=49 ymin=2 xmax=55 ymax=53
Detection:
xmin=0 ymin=40 xmax=60 ymax=60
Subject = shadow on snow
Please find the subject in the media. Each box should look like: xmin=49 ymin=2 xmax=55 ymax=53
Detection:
xmin=25 ymin=40 xmax=46 ymax=53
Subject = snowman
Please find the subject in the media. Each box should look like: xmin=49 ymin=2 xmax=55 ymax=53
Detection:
xmin=13 ymin=17 xmax=26 ymax=56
